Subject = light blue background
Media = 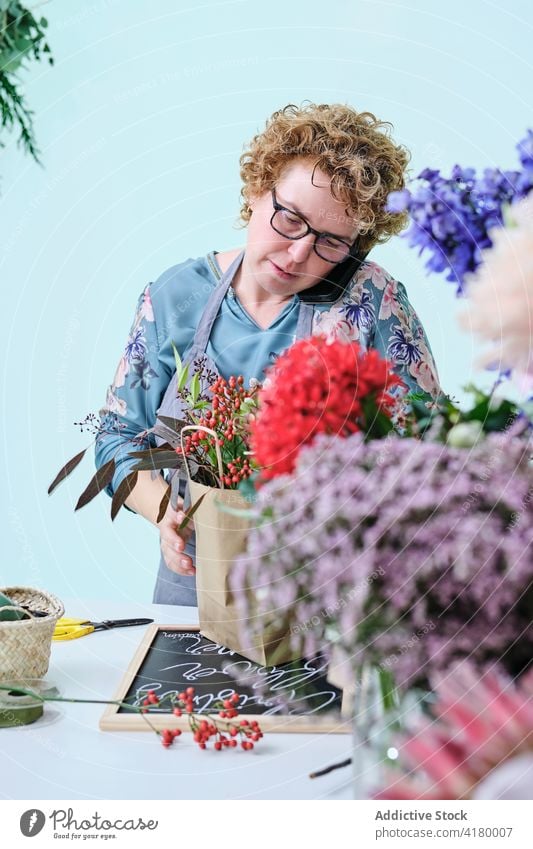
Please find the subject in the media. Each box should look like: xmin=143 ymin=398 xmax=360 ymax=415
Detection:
xmin=2 ymin=0 xmax=532 ymax=605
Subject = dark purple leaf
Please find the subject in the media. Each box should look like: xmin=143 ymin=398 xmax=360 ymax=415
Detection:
xmin=157 ymin=485 xmax=171 ymax=523
xmin=48 ymin=448 xmax=87 ymax=495
xmin=111 ymin=471 xmax=139 ymax=521
xmin=127 ymin=446 xmax=173 ymax=458
xmin=178 ymin=492 xmax=206 ymax=531
xmin=75 ymin=460 xmax=115 ymax=511
xmin=148 ymin=423 xmax=182 ymax=448
xmin=130 ymin=451 xmax=183 ymax=471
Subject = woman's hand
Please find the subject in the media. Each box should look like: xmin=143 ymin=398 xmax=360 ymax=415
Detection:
xmin=157 ymin=498 xmax=196 ymax=577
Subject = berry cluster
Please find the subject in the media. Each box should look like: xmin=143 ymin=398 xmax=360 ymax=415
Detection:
xmin=140 ymin=686 xmax=263 ymax=750
xmin=176 ymin=374 xmax=258 ymax=488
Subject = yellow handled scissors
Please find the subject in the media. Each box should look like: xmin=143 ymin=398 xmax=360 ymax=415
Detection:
xmin=53 ymin=617 xmax=153 ymax=641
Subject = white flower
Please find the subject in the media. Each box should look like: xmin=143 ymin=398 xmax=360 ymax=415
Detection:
xmin=446 ymin=420 xmax=484 ymax=448
xmin=458 ymin=195 xmax=533 ymax=384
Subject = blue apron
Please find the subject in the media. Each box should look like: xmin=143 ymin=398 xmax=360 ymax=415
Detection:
xmin=152 ymin=249 xmax=315 ymax=606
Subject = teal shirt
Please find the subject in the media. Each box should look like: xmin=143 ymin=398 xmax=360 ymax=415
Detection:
xmin=96 ymin=250 xmax=441 ymax=495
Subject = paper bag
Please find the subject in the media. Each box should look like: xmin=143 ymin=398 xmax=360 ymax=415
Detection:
xmin=188 ymin=478 xmax=299 ymax=666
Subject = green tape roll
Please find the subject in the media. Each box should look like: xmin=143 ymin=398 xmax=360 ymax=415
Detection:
xmin=0 ymin=679 xmax=58 ymax=727
xmin=0 ymin=703 xmax=43 ymax=727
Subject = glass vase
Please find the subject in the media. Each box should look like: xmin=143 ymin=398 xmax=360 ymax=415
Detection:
xmin=351 ymin=664 xmax=404 ymax=799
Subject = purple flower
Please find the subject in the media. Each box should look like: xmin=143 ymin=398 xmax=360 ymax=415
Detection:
xmin=386 ymin=189 xmax=411 ymax=213
xmin=232 ymin=431 xmax=533 ymax=689
xmin=388 ymin=131 xmax=533 ymax=294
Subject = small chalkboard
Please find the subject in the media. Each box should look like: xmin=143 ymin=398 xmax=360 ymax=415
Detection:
xmin=100 ymin=625 xmax=349 ymax=733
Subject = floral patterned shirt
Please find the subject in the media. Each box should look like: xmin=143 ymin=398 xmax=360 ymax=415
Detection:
xmin=96 ymin=251 xmax=441 ymax=495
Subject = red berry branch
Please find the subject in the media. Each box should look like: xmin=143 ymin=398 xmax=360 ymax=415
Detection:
xmin=176 ymin=374 xmax=259 ymax=489
xmin=141 ymin=686 xmax=263 ymax=750
xmin=0 ymin=683 xmax=263 ymax=752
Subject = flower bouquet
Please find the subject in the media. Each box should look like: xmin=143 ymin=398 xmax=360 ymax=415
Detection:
xmin=48 ymin=351 xmax=258 ymax=520
xmin=49 ymin=352 xmax=280 ymax=662
xmin=50 ymin=333 xmax=405 ymax=665
xmin=228 ymin=334 xmax=406 ymax=664
xmin=170 ymin=369 xmax=270 ymax=662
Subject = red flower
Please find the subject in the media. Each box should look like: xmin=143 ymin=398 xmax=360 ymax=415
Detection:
xmin=250 ymin=336 xmax=404 ymax=480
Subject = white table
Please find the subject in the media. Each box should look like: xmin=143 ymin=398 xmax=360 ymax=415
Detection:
xmin=1 ymin=599 xmax=353 ymax=800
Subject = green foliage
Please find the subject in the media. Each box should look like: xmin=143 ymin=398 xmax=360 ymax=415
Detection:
xmin=0 ymin=1 xmax=54 ymax=163
xmin=405 ymin=384 xmax=527 ymax=444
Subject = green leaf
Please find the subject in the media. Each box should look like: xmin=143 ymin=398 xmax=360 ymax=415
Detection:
xmin=462 ymin=397 xmax=490 ymax=423
xmin=110 ymin=471 xmax=138 ymax=521
xmin=484 ymin=401 xmax=518 ymax=433
xmin=75 ymin=460 xmax=115 ymax=511
xmin=0 ymin=51 xmax=24 ymax=73
xmin=177 ymin=362 xmax=189 ymax=392
xmin=171 ymin=341 xmax=182 ymax=375
xmin=48 ymin=448 xmax=88 ymax=495
xmin=361 ymin=397 xmax=394 ymax=439
xmin=190 ymin=372 xmax=200 ymax=403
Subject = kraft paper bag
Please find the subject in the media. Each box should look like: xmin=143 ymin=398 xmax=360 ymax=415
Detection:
xmin=188 ymin=478 xmax=299 ymax=667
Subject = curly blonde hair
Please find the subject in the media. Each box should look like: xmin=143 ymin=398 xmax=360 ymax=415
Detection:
xmin=238 ymin=102 xmax=410 ymax=255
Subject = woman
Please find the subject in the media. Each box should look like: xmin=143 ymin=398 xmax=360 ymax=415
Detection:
xmin=95 ymin=102 xmax=441 ymax=606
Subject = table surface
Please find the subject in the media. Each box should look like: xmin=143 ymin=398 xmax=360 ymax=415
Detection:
xmin=1 ymin=598 xmax=353 ymax=800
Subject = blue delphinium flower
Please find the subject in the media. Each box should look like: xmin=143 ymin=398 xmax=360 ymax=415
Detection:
xmin=386 ymin=131 xmax=533 ymax=294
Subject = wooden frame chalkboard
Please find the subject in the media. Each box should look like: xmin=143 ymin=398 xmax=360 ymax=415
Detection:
xmin=100 ymin=624 xmax=350 ymax=733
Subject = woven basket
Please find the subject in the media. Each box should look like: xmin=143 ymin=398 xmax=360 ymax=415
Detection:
xmin=0 ymin=587 xmax=64 ymax=681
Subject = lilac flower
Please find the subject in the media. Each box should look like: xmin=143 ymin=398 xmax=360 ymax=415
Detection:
xmin=231 ymin=431 xmax=533 ymax=689
xmin=386 ymin=131 xmax=533 ymax=293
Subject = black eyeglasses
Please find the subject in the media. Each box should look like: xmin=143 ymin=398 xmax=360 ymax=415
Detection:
xmin=270 ymin=188 xmax=356 ymax=264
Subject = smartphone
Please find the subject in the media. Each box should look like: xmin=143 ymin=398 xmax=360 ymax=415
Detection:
xmin=299 ymin=249 xmax=368 ymax=305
